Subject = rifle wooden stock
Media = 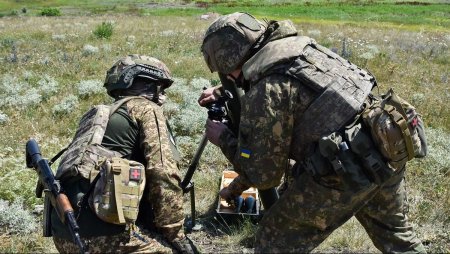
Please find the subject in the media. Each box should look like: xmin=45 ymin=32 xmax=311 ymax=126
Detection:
xmin=55 ymin=193 xmax=73 ymax=223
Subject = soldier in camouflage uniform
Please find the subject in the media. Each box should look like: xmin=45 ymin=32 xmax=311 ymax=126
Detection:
xmin=51 ymin=55 xmax=197 ymax=253
xmin=200 ymin=12 xmax=426 ymax=253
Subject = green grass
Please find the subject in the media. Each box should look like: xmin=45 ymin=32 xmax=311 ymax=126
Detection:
xmin=92 ymin=21 xmax=114 ymax=39
xmin=0 ymin=1 xmax=448 ymax=30
xmin=145 ymin=2 xmax=449 ymax=30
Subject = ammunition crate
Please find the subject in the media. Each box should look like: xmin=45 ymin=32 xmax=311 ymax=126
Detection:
xmin=216 ymin=170 xmax=260 ymax=216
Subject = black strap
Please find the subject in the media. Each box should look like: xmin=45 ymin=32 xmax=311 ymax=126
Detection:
xmin=49 ymin=147 xmax=68 ymax=166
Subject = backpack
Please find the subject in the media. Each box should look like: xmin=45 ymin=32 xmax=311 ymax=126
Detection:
xmin=362 ymin=89 xmax=427 ymax=170
xmin=55 ymin=96 xmax=146 ymax=225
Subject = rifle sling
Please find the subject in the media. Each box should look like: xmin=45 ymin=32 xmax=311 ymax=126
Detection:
xmin=49 ymin=147 xmax=68 ymax=166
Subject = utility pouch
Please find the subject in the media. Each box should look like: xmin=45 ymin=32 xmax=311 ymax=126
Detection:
xmin=345 ymin=123 xmax=394 ymax=185
xmin=89 ymin=157 xmax=146 ymax=225
xmin=362 ymin=89 xmax=427 ymax=170
xmin=302 ymin=150 xmax=331 ymax=177
xmin=318 ymin=132 xmax=372 ymax=192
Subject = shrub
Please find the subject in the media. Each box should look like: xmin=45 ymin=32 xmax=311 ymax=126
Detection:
xmin=77 ymin=79 xmax=103 ymax=98
xmin=0 ymin=75 xmax=42 ymax=109
xmin=0 ymin=74 xmax=60 ymax=108
xmin=0 ymin=112 xmax=8 ymax=124
xmin=166 ymin=78 xmax=209 ymax=137
xmin=38 ymin=75 xmax=59 ymax=100
xmin=52 ymin=34 xmax=66 ymax=41
xmin=40 ymin=7 xmax=61 ymax=17
xmin=9 ymin=10 xmax=19 ymax=16
xmin=0 ymin=198 xmax=38 ymax=234
xmin=52 ymin=95 xmax=78 ymax=116
xmin=82 ymin=44 xmax=99 ymax=56
xmin=93 ymin=22 xmax=114 ymax=39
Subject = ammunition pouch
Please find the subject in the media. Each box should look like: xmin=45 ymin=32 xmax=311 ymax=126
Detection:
xmin=303 ymin=89 xmax=427 ymax=190
xmin=344 ymin=123 xmax=395 ymax=185
xmin=318 ymin=132 xmax=372 ymax=192
xmin=304 ymin=123 xmax=396 ymax=191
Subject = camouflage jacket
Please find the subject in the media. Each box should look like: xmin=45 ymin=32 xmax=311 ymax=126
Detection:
xmin=125 ymin=98 xmax=184 ymax=241
xmin=218 ymin=20 xmax=374 ymax=192
xmin=53 ymin=97 xmax=184 ymax=241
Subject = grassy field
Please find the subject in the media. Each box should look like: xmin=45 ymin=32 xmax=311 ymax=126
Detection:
xmin=1 ymin=0 xmax=449 ymax=30
xmin=0 ymin=1 xmax=449 ymax=253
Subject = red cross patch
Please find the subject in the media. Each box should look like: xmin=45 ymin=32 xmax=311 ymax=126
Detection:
xmin=411 ymin=116 xmax=419 ymax=128
xmin=130 ymin=168 xmax=141 ymax=181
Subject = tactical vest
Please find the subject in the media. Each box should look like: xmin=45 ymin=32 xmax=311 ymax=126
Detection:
xmin=56 ymin=97 xmax=141 ymax=181
xmin=243 ymin=35 xmax=375 ymax=158
xmin=56 ymin=96 xmax=148 ymax=225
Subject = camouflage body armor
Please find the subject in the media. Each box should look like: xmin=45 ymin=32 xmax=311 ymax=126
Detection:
xmin=56 ymin=97 xmax=136 ymax=180
xmin=56 ymin=97 xmax=147 ymax=225
xmin=243 ymin=29 xmax=426 ymax=187
xmin=242 ymin=33 xmax=375 ymax=159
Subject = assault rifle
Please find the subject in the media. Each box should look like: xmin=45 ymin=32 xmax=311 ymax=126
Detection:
xmin=26 ymin=139 xmax=88 ymax=254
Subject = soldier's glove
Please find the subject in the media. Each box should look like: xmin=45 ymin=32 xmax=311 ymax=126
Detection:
xmin=198 ymin=85 xmax=222 ymax=107
xmin=219 ymin=187 xmax=236 ymax=204
xmin=220 ymin=181 xmax=247 ymax=204
xmin=205 ymin=119 xmax=228 ymax=146
xmin=171 ymin=236 xmax=200 ymax=254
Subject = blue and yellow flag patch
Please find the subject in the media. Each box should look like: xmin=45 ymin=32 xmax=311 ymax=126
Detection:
xmin=240 ymin=148 xmax=251 ymax=159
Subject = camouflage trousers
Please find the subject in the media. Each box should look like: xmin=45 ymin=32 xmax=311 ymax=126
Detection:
xmin=53 ymin=228 xmax=174 ymax=254
xmin=255 ymin=168 xmax=426 ymax=253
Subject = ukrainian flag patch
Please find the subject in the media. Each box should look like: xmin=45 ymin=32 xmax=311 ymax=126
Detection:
xmin=240 ymin=148 xmax=251 ymax=159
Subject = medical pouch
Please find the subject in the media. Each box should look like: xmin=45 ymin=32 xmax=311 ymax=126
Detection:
xmin=362 ymin=89 xmax=427 ymax=170
xmin=89 ymin=157 xmax=146 ymax=225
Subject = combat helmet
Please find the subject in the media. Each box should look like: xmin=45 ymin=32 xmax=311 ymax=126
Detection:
xmin=201 ymin=12 xmax=267 ymax=74
xmin=104 ymin=54 xmax=174 ymax=96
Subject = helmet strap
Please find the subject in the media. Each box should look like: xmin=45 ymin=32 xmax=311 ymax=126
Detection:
xmin=151 ymin=85 xmax=161 ymax=104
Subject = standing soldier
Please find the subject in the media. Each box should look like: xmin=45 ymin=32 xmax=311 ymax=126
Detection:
xmin=51 ymin=55 xmax=197 ymax=253
xmin=200 ymin=12 xmax=427 ymax=253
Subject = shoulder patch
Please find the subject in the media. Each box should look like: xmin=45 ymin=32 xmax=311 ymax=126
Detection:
xmin=240 ymin=148 xmax=252 ymax=159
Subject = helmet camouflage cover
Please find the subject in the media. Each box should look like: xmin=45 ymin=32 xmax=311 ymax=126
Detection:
xmin=104 ymin=54 xmax=174 ymax=96
xmin=201 ymin=12 xmax=266 ymax=74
